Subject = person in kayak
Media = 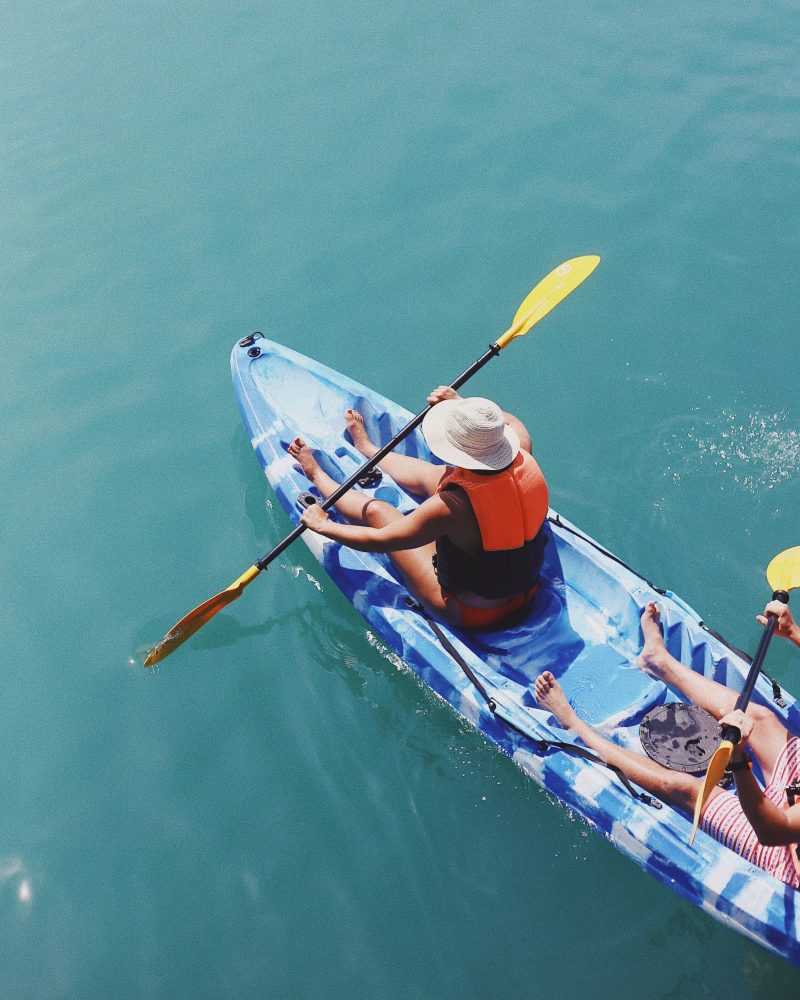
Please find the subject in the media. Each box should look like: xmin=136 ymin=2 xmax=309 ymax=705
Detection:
xmin=289 ymin=386 xmax=549 ymax=629
xmin=534 ymin=601 xmax=800 ymax=889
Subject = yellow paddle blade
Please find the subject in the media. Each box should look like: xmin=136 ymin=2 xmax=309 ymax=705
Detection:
xmin=767 ymin=546 xmax=800 ymax=594
xmin=689 ymin=740 xmax=734 ymax=845
xmin=495 ymin=254 xmax=601 ymax=350
xmin=143 ymin=564 xmax=261 ymax=667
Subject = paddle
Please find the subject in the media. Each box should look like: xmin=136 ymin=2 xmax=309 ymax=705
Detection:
xmin=689 ymin=546 xmax=800 ymax=843
xmin=144 ymin=254 xmax=601 ymax=667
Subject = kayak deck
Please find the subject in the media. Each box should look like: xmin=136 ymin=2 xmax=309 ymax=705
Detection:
xmin=232 ymin=333 xmax=800 ymax=965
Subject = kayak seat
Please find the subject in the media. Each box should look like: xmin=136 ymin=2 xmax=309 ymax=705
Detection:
xmin=469 ymin=537 xmax=663 ymax=726
xmin=374 ymin=486 xmax=401 ymax=505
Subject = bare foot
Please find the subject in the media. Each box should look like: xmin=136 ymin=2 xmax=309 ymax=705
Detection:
xmin=344 ymin=408 xmax=377 ymax=457
xmin=288 ymin=437 xmax=321 ymax=481
xmin=534 ymin=671 xmax=578 ymax=728
xmin=638 ymin=601 xmax=670 ymax=677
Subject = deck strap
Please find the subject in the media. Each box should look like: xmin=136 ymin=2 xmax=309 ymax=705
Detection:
xmin=406 ymin=598 xmax=661 ymax=809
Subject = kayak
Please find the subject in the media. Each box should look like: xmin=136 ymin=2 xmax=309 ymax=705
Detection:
xmin=231 ymin=332 xmax=800 ymax=965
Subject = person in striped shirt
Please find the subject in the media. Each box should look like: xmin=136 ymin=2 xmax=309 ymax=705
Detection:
xmin=534 ymin=600 xmax=800 ymax=888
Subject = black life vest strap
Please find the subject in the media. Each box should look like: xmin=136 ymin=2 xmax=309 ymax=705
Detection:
xmin=406 ymin=598 xmax=661 ymax=809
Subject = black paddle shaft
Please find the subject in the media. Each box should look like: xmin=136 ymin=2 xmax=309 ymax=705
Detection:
xmin=720 ymin=588 xmax=790 ymax=744
xmin=255 ymin=344 xmax=501 ymax=571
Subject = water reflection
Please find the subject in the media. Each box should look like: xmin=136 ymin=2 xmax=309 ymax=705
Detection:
xmin=0 ymin=856 xmax=33 ymax=909
xmin=132 ymin=602 xmax=317 ymax=663
xmin=231 ymin=426 xmax=288 ymax=540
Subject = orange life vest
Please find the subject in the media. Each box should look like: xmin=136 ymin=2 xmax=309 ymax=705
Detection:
xmin=434 ymin=451 xmax=550 ymax=599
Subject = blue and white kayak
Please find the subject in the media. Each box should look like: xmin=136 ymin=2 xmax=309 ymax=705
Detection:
xmin=231 ymin=332 xmax=800 ymax=965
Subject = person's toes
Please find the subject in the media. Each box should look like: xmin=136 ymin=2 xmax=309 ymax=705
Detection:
xmin=346 ymin=409 xmax=367 ymax=435
xmin=643 ymin=601 xmax=661 ymax=624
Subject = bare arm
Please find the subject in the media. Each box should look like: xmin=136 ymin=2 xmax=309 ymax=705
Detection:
xmin=502 ymin=409 xmax=532 ymax=454
xmin=722 ymin=709 xmax=800 ymax=846
xmin=732 ymin=768 xmax=800 ymax=846
xmin=300 ymin=495 xmax=454 ymax=553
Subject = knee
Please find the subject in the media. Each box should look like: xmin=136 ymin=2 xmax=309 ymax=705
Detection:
xmin=746 ymin=703 xmax=771 ymax=722
xmin=746 ymin=703 xmax=781 ymax=732
xmin=362 ymin=498 xmax=396 ymax=527
xmin=656 ymin=772 xmax=698 ymax=811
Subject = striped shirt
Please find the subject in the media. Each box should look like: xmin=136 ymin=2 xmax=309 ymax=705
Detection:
xmin=701 ymin=736 xmax=800 ymax=889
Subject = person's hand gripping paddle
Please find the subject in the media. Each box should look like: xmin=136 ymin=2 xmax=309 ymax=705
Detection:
xmin=144 ymin=255 xmax=601 ymax=667
xmin=689 ymin=546 xmax=800 ymax=843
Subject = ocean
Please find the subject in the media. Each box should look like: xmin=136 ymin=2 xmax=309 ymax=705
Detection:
xmin=3 ymin=1 xmax=799 ymax=995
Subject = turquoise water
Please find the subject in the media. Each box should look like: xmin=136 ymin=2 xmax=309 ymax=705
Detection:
xmin=4 ymin=1 xmax=800 ymax=995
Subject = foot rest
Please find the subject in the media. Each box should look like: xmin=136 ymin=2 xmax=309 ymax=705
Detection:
xmin=296 ymin=490 xmax=318 ymax=511
xmin=356 ymin=467 xmax=382 ymax=489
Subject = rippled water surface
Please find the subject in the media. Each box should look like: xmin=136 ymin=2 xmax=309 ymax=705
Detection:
xmin=3 ymin=1 xmax=800 ymax=996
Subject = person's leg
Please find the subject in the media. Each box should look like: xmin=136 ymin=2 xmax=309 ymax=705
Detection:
xmin=288 ymin=437 xmax=453 ymax=619
xmin=534 ymin=671 xmax=712 ymax=814
xmin=639 ymin=603 xmax=788 ymax=778
xmin=639 ymin=603 xmax=740 ymax=716
xmin=345 ymin=409 xmax=444 ymax=498
xmin=289 ymin=436 xmax=378 ymax=522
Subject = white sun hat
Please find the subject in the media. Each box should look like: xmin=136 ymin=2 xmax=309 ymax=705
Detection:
xmin=421 ymin=397 xmax=520 ymax=471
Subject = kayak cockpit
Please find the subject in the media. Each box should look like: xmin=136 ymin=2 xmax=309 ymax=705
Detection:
xmin=241 ymin=337 xmax=666 ymax=729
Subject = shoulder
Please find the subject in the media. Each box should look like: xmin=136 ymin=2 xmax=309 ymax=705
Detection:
xmin=416 ymin=491 xmax=464 ymax=523
xmin=519 ymin=449 xmax=547 ymax=482
xmin=435 ymin=483 xmax=470 ymax=512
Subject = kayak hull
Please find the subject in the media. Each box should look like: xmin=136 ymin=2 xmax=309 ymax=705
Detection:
xmin=231 ymin=333 xmax=800 ymax=964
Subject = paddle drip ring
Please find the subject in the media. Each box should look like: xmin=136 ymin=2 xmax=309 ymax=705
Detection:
xmin=639 ymin=703 xmax=720 ymax=776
